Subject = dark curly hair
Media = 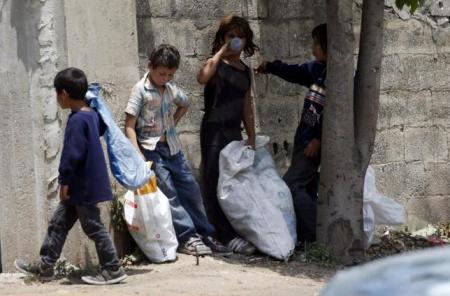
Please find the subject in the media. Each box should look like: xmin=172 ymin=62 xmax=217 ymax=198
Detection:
xmin=147 ymin=44 xmax=181 ymax=69
xmin=312 ymin=23 xmax=327 ymax=54
xmin=211 ymin=14 xmax=258 ymax=58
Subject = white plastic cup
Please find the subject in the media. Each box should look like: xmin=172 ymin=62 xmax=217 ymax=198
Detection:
xmin=230 ymin=37 xmax=242 ymax=53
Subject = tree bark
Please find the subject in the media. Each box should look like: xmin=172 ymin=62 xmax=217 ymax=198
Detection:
xmin=355 ymin=0 xmax=384 ymax=170
xmin=317 ymin=0 xmax=365 ymax=264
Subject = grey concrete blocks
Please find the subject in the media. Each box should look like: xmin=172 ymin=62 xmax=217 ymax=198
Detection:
xmin=405 ymin=126 xmax=448 ymax=162
xmin=430 ymin=0 xmax=450 ymax=16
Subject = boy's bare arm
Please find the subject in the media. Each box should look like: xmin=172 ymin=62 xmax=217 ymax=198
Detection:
xmin=173 ymin=105 xmax=188 ymax=126
xmin=124 ymin=113 xmax=145 ymax=160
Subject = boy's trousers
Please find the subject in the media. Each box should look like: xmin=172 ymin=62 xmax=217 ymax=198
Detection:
xmin=283 ymin=137 xmax=321 ymax=243
xmin=40 ymin=202 xmax=120 ymax=269
xmin=142 ymin=141 xmax=215 ymax=244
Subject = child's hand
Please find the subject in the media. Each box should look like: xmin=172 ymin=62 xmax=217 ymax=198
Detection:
xmin=219 ymin=40 xmax=233 ymax=57
xmin=255 ymin=61 xmax=269 ymax=74
xmin=304 ymin=139 xmax=320 ymax=158
xmin=59 ymin=185 xmax=70 ymax=203
xmin=245 ymin=137 xmax=256 ymax=150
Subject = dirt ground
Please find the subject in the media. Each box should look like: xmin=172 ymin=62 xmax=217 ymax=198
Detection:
xmin=0 ymin=253 xmax=334 ymax=296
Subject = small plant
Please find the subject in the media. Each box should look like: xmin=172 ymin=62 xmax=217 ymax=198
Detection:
xmin=53 ymin=258 xmax=89 ymax=279
xmin=395 ymin=0 xmax=425 ymax=13
xmin=111 ymin=193 xmax=127 ymax=233
xmin=122 ymin=247 xmax=146 ymax=266
xmin=300 ymin=242 xmax=337 ymax=268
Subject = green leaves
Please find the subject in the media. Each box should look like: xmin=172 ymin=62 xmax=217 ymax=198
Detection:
xmin=395 ymin=0 xmax=425 ymax=13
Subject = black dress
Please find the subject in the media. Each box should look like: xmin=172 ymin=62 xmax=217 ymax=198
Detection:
xmin=200 ymin=59 xmax=251 ymax=243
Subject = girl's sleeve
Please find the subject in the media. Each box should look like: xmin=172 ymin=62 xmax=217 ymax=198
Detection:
xmin=266 ymin=60 xmax=313 ymax=87
xmin=58 ymin=117 xmax=88 ymax=185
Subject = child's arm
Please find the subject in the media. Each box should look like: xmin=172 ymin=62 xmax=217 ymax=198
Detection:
xmin=124 ymin=114 xmax=145 ymax=160
xmin=197 ymin=42 xmax=230 ymax=85
xmin=172 ymin=86 xmax=190 ymax=125
xmin=173 ymin=106 xmax=188 ymax=126
xmin=243 ymin=89 xmax=256 ymax=149
xmin=58 ymin=117 xmax=88 ymax=201
xmin=125 ymin=84 xmax=146 ymax=159
xmin=256 ymin=60 xmax=313 ymax=87
xmin=304 ymin=138 xmax=320 ymax=158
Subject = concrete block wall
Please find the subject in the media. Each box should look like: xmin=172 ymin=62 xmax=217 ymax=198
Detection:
xmin=367 ymin=2 xmax=450 ymax=224
xmin=136 ymin=0 xmax=450 ymax=224
xmin=136 ymin=0 xmax=315 ymax=176
xmin=1 ymin=0 xmax=448 ymax=272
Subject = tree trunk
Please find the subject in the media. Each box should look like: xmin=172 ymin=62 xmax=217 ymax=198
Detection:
xmin=317 ymin=0 xmax=384 ymax=264
xmin=317 ymin=0 xmax=364 ymax=264
xmin=355 ymin=0 xmax=384 ymax=169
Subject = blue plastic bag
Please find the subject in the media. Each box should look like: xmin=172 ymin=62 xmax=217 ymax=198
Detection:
xmin=86 ymin=83 xmax=153 ymax=190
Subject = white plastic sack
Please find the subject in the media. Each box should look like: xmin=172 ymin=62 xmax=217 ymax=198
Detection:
xmin=363 ymin=166 xmax=406 ymax=247
xmin=123 ymin=175 xmax=178 ymax=263
xmin=218 ymin=135 xmax=296 ymax=260
xmin=321 ymin=246 xmax=450 ymax=296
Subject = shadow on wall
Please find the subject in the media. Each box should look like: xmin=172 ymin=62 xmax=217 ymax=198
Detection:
xmin=10 ymin=0 xmax=42 ymax=72
xmin=136 ymin=0 xmax=155 ymax=76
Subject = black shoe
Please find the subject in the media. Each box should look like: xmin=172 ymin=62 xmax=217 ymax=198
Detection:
xmin=14 ymin=259 xmax=54 ymax=281
xmin=81 ymin=267 xmax=127 ymax=285
xmin=202 ymin=236 xmax=233 ymax=256
xmin=227 ymin=237 xmax=256 ymax=255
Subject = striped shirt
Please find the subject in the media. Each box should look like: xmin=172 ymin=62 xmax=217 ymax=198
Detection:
xmin=125 ymin=72 xmax=189 ymax=155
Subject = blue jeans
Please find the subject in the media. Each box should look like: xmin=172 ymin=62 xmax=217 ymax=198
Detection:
xmin=142 ymin=142 xmax=215 ymax=244
xmin=40 ymin=202 xmax=120 ymax=269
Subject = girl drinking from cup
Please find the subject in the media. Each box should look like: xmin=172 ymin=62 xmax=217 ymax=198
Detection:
xmin=197 ymin=15 xmax=258 ymax=255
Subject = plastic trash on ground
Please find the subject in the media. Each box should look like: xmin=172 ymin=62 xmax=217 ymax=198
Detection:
xmin=364 ymin=166 xmax=406 ymax=247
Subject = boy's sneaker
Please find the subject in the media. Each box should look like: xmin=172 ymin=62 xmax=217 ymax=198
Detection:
xmin=81 ymin=267 xmax=127 ymax=285
xmin=14 ymin=259 xmax=54 ymax=281
xmin=202 ymin=236 xmax=233 ymax=256
xmin=227 ymin=237 xmax=256 ymax=255
xmin=178 ymin=235 xmax=212 ymax=256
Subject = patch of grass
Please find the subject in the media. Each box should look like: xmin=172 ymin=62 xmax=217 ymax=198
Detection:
xmin=298 ymin=242 xmax=338 ymax=268
xmin=54 ymin=258 xmax=92 ymax=279
xmin=111 ymin=193 xmax=126 ymax=233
